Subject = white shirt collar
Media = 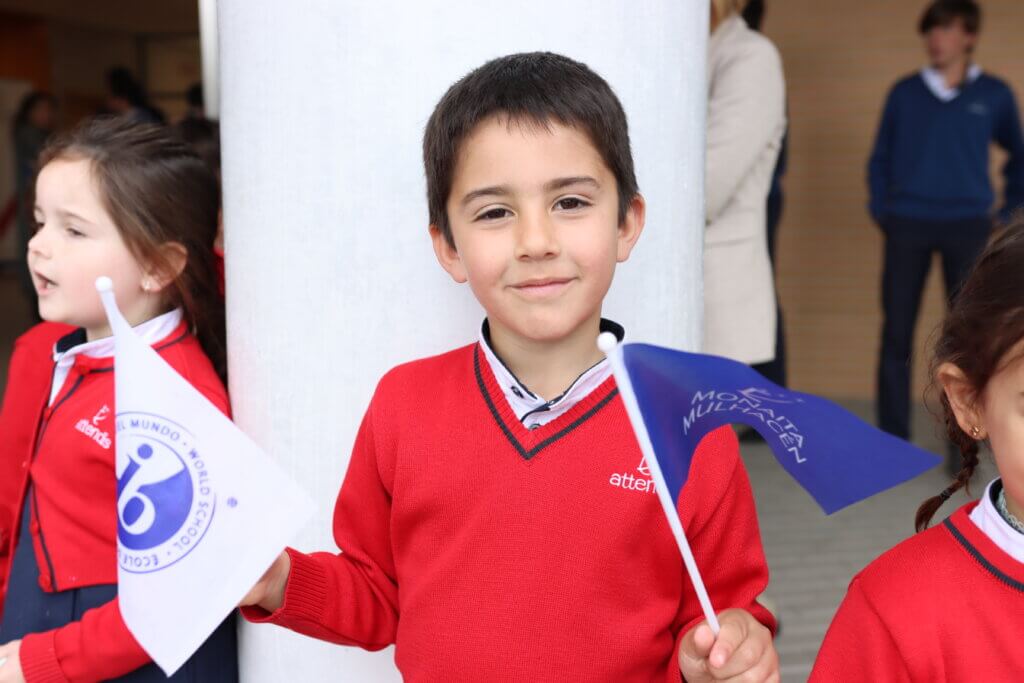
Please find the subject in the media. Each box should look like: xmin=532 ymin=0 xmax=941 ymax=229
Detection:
xmin=920 ymin=63 xmax=982 ymax=102
xmin=970 ymin=478 xmax=1024 ymax=565
xmin=49 ymin=308 xmax=184 ymax=404
xmin=477 ymin=319 xmax=622 ymax=430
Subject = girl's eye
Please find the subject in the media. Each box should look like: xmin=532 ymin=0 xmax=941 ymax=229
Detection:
xmin=66 ymin=226 xmax=85 ymax=238
xmin=555 ymin=197 xmax=590 ymax=211
xmin=476 ymin=207 xmax=510 ymax=221
xmin=32 ymin=219 xmax=44 ymax=233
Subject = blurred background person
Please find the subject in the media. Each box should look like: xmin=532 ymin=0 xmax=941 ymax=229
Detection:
xmin=11 ymin=90 xmax=57 ymax=303
xmin=743 ymin=0 xmax=789 ymax=390
xmin=104 ymin=66 xmax=166 ymax=124
xmin=870 ymin=0 xmax=1024 ymax=462
xmin=704 ymin=0 xmax=786 ymax=371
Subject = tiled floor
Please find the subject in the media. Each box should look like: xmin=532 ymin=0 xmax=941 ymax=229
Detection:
xmin=0 ymin=272 xmax=996 ymax=681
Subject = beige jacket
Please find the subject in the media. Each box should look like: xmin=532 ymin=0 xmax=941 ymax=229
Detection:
xmin=704 ymin=15 xmax=786 ymax=364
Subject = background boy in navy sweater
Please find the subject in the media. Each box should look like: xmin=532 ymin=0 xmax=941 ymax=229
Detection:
xmin=870 ymin=0 xmax=1024 ymax=444
xmin=241 ymin=52 xmax=779 ymax=681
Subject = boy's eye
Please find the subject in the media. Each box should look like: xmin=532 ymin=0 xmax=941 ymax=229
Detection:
xmin=554 ymin=197 xmax=590 ymax=211
xmin=32 ymin=219 xmax=44 ymax=233
xmin=476 ymin=207 xmax=511 ymax=221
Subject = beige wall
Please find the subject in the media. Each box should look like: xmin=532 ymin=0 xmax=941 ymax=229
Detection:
xmin=762 ymin=0 xmax=1024 ymax=399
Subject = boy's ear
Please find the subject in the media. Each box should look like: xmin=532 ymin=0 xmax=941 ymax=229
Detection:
xmin=144 ymin=241 xmax=188 ymax=293
xmin=616 ymin=194 xmax=646 ymax=263
xmin=936 ymin=362 xmax=985 ymax=438
xmin=429 ymin=225 xmax=468 ymax=283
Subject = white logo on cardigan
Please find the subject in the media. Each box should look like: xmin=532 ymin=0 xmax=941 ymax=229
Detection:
xmin=76 ymin=404 xmax=113 ymax=449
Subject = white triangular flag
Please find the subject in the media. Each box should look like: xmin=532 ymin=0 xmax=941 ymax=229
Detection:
xmin=96 ymin=276 xmax=313 ymax=675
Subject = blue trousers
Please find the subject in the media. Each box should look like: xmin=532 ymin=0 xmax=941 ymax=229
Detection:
xmin=1 ymin=494 xmax=239 ymax=682
xmin=876 ymin=215 xmax=990 ymax=439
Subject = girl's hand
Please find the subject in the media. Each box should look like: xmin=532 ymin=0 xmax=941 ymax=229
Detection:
xmin=239 ymin=550 xmax=291 ymax=612
xmin=0 ymin=640 xmax=25 ymax=683
xmin=678 ymin=609 xmax=778 ymax=682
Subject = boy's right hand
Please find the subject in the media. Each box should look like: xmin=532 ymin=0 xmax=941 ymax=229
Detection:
xmin=239 ymin=550 xmax=291 ymax=612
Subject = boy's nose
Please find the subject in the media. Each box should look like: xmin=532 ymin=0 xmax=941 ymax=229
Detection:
xmin=515 ymin=212 xmax=560 ymax=261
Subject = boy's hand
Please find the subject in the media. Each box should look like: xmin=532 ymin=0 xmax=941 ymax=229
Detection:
xmin=679 ymin=609 xmax=778 ymax=682
xmin=239 ymin=551 xmax=291 ymax=613
xmin=0 ymin=640 xmax=25 ymax=683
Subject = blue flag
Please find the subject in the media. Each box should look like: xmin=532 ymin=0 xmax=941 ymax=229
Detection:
xmin=610 ymin=341 xmax=939 ymax=514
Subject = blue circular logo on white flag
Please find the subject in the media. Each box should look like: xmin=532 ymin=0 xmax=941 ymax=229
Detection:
xmin=116 ymin=412 xmax=215 ymax=573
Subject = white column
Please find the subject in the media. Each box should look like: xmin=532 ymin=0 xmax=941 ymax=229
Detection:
xmin=219 ymin=2 xmax=707 ymax=680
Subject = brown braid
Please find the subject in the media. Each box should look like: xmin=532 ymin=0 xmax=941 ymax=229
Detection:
xmin=915 ymin=393 xmax=981 ymax=531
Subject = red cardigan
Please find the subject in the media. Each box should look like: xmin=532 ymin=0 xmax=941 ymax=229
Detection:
xmin=245 ymin=343 xmax=774 ymax=681
xmin=0 ymin=321 xmax=229 ymax=682
xmin=811 ymin=502 xmax=1024 ymax=681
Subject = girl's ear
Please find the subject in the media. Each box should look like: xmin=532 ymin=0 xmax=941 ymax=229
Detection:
xmin=144 ymin=242 xmax=188 ymax=293
xmin=936 ymin=362 xmax=985 ymax=438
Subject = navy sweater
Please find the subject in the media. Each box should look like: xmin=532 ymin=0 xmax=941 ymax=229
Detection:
xmin=868 ymin=71 xmax=1024 ymax=223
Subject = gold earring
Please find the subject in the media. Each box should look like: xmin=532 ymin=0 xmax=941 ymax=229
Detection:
xmin=970 ymin=426 xmax=982 ymax=438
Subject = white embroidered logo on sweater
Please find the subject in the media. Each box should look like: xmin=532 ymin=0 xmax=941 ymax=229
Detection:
xmin=609 ymin=456 xmax=655 ymax=494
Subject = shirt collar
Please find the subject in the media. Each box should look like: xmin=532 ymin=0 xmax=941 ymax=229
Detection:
xmin=478 ymin=318 xmax=624 ymax=429
xmin=969 ymin=478 xmax=1024 ymax=565
xmin=920 ymin=63 xmax=982 ymax=102
xmin=49 ymin=308 xmax=184 ymax=404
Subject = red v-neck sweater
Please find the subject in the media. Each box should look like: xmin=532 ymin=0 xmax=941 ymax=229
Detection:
xmin=245 ymin=343 xmax=774 ymax=681
xmin=811 ymin=502 xmax=1024 ymax=681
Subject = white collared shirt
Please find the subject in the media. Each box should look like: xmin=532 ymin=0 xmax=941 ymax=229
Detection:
xmin=478 ymin=320 xmax=622 ymax=430
xmin=970 ymin=479 xmax=1024 ymax=565
xmin=920 ymin=63 xmax=982 ymax=102
xmin=49 ymin=308 xmax=184 ymax=405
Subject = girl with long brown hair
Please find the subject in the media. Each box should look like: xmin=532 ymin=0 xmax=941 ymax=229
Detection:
xmin=0 ymin=117 xmax=236 ymax=682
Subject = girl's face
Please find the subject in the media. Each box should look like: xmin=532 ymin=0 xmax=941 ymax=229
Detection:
xmin=28 ymin=158 xmax=165 ymax=340
xmin=978 ymin=345 xmax=1024 ymax=520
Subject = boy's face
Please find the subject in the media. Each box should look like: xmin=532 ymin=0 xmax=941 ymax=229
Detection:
xmin=431 ymin=117 xmax=643 ymax=347
xmin=924 ymin=20 xmax=976 ymax=68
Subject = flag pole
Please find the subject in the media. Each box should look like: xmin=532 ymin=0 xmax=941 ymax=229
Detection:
xmin=598 ymin=333 xmax=721 ymax=635
xmin=95 ymin=276 xmax=132 ymax=335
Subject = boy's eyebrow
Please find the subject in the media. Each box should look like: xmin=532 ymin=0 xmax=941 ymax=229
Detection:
xmin=544 ymin=176 xmax=600 ymax=192
xmin=461 ymin=185 xmax=511 ymax=206
xmin=461 ymin=176 xmax=601 ymax=206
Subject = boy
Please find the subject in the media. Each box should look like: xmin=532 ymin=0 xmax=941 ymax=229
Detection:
xmin=871 ymin=0 xmax=1024 ymax=445
xmin=241 ymin=52 xmax=778 ymax=682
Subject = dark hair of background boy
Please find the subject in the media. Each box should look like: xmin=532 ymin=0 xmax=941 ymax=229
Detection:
xmin=919 ymin=0 xmax=981 ymax=36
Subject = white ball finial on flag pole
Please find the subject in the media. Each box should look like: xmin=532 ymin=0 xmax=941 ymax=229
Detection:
xmin=95 ymin=275 xmax=113 ymax=293
xmin=597 ymin=332 xmax=618 ymax=355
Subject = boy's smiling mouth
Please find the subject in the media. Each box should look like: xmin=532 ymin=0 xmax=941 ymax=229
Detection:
xmin=509 ymin=277 xmax=575 ymax=299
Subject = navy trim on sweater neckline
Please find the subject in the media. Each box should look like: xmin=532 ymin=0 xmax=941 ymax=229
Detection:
xmin=473 ymin=345 xmax=618 ymax=461
xmin=944 ymin=516 xmax=1024 ymax=593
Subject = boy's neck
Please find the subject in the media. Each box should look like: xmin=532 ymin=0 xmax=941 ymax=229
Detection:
xmin=487 ymin=313 xmax=606 ymax=401
xmin=935 ymin=57 xmax=970 ymax=90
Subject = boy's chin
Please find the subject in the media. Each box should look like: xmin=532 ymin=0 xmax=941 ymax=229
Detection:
xmin=500 ymin=311 xmax=601 ymax=344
